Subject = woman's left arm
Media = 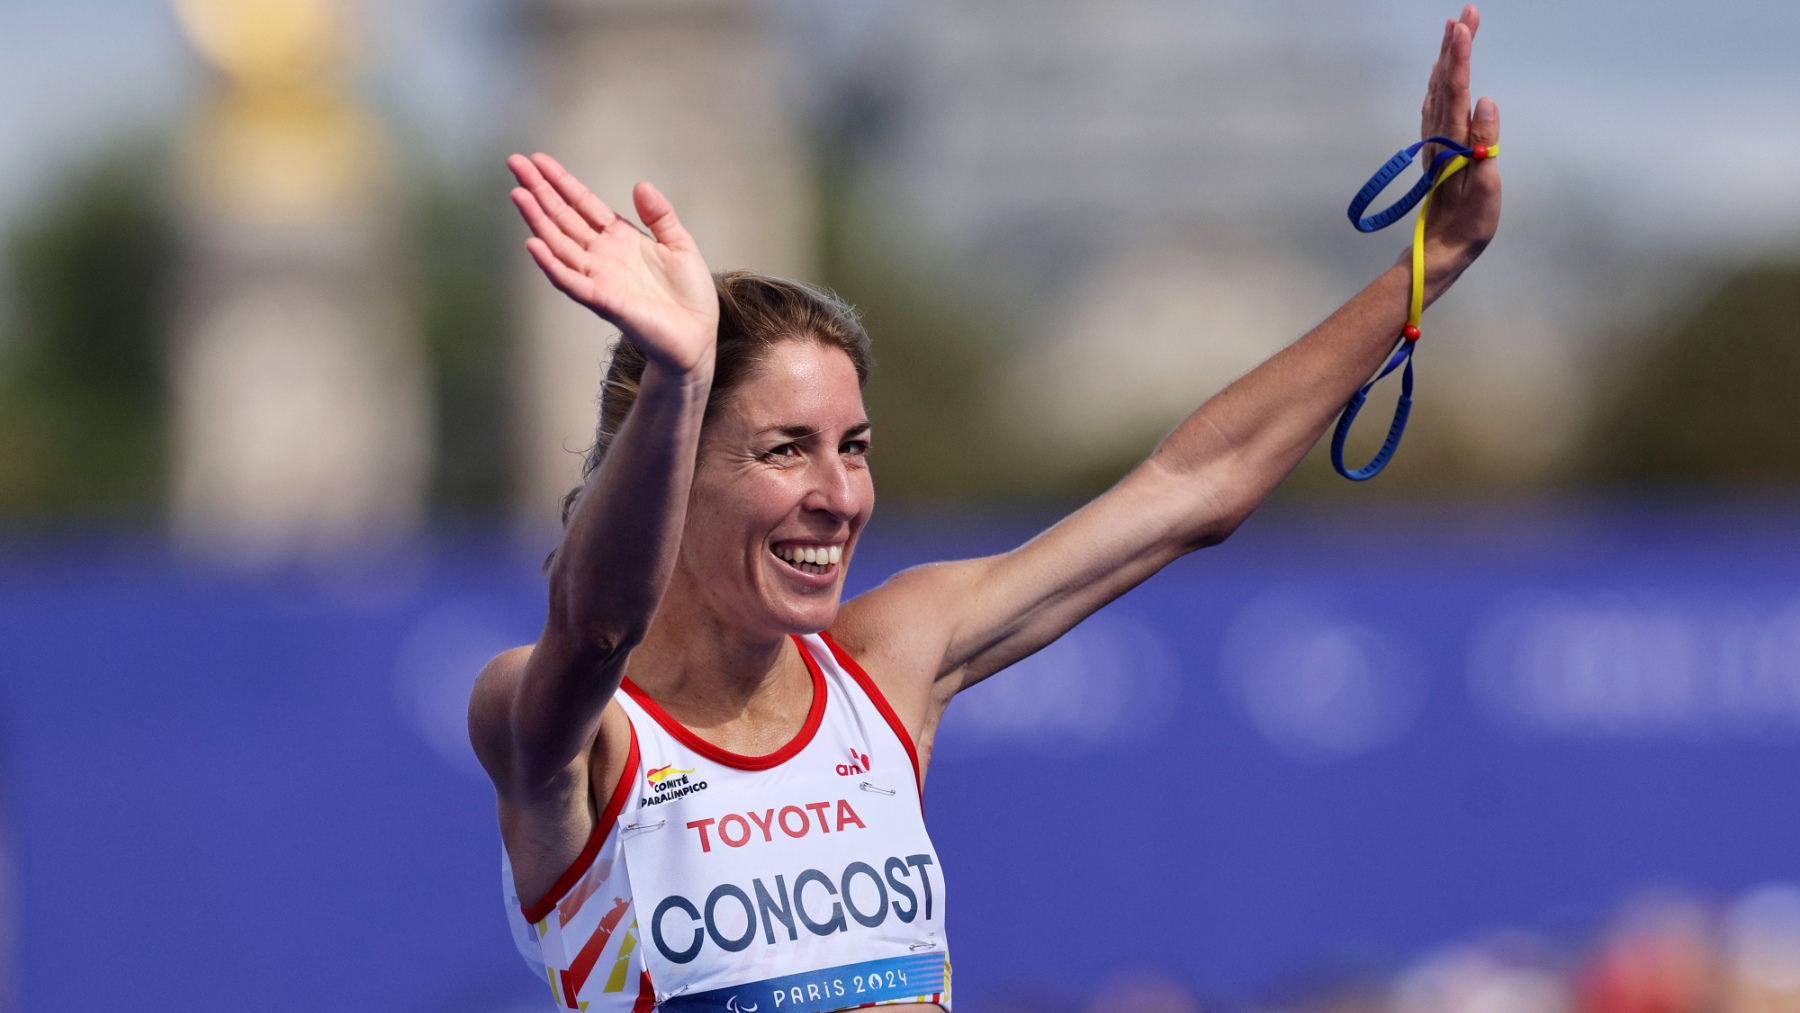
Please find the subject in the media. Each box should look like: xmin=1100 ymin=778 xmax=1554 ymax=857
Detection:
xmin=837 ymin=7 xmax=1500 ymax=718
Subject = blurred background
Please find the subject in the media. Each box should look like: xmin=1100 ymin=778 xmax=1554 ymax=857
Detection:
xmin=2 ymin=0 xmax=1799 ymax=1010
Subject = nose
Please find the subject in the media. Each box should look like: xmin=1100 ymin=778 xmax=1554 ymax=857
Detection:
xmin=803 ymin=450 xmax=862 ymax=521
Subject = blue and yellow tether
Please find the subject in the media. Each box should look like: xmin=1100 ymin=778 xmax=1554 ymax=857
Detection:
xmin=1330 ymin=136 xmax=1497 ymax=481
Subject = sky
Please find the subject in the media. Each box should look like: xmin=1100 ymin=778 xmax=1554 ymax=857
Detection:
xmin=0 ymin=0 xmax=1795 ymax=251
xmin=1370 ymin=0 xmax=1800 ymax=248
xmin=0 ymin=0 xmax=517 ymax=216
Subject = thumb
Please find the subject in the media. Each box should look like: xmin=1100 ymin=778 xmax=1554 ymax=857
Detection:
xmin=633 ymin=181 xmax=694 ymax=250
xmin=1469 ymin=95 xmax=1500 ymax=150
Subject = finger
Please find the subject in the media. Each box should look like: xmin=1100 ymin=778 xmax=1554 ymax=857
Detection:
xmin=512 ymin=153 xmax=599 ymax=246
xmin=1420 ymin=20 xmax=1455 ymax=149
xmin=1441 ymin=21 xmax=1473 ymax=144
xmin=530 ymin=153 xmax=624 ymax=235
xmin=1431 ymin=17 xmax=1454 ymax=95
xmin=633 ymin=181 xmax=695 ymax=251
xmin=1462 ymin=4 xmax=1481 ymax=41
xmin=511 ymin=188 xmax=589 ymax=272
xmin=1422 ymin=18 xmax=1459 ymax=127
xmin=1448 ymin=96 xmax=1500 ymax=205
xmin=1468 ymin=96 xmax=1500 ymax=150
xmin=525 ymin=238 xmax=597 ymax=305
xmin=506 ymin=154 xmax=570 ymax=218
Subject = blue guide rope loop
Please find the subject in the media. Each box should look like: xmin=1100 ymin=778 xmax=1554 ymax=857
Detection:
xmin=1346 ymin=136 xmax=1472 ymax=233
xmin=1330 ymin=340 xmax=1414 ymax=482
xmin=1332 ymin=134 xmax=1494 ymax=480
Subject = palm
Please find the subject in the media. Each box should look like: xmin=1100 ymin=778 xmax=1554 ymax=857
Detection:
xmin=1416 ymin=5 xmax=1501 ymax=261
xmin=508 ymin=153 xmax=718 ymax=374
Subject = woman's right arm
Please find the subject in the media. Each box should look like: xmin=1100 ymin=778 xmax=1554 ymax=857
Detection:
xmin=470 ymin=154 xmax=718 ymax=805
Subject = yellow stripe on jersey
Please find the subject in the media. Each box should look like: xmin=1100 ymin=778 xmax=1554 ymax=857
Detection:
xmin=604 ymin=921 xmax=639 ymax=992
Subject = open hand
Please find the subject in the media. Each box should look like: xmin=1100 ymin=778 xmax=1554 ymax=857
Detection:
xmin=1416 ymin=5 xmax=1501 ymax=281
xmin=508 ymin=154 xmax=719 ymax=376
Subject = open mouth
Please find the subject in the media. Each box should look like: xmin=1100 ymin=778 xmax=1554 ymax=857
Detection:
xmin=770 ymin=542 xmax=843 ymax=577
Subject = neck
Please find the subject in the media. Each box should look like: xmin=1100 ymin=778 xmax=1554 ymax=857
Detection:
xmin=626 ymin=583 xmax=804 ymax=726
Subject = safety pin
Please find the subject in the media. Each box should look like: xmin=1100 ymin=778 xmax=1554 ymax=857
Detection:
xmin=859 ymin=781 xmax=896 ymax=796
xmin=908 ymin=940 xmax=938 ymax=951
xmin=653 ymin=983 xmax=691 ymax=1007
xmin=622 ymin=819 xmax=666 ymax=837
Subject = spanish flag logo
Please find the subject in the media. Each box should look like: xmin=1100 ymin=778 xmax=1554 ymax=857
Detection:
xmin=646 ymin=764 xmax=694 ymax=786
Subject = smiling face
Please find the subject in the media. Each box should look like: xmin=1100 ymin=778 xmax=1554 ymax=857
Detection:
xmin=675 ymin=338 xmax=874 ymax=639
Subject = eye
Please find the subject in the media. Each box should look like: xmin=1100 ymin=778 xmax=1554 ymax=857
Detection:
xmin=841 ymin=439 xmax=870 ymax=457
xmin=765 ymin=442 xmax=800 ymax=459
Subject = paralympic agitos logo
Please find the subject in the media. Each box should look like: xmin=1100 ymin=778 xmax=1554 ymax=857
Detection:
xmin=641 ymin=763 xmax=710 ymax=808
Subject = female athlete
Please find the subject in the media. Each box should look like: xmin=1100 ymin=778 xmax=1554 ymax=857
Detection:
xmin=471 ymin=8 xmax=1501 ymax=1011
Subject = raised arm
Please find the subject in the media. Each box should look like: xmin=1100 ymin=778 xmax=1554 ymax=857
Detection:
xmin=471 ymin=154 xmax=718 ymax=796
xmin=839 ymin=7 xmax=1500 ymax=717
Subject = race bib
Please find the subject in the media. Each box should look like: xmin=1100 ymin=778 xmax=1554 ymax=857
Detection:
xmin=620 ymin=775 xmax=948 ymax=1012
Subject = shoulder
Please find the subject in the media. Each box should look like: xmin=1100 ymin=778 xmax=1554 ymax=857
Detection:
xmin=834 ymin=565 xmax=957 ymax=669
xmin=834 ymin=557 xmax=997 ymax=666
xmin=829 ymin=559 xmax=992 ymax=722
xmin=468 ymin=645 xmax=535 ymax=785
xmin=469 ymin=643 xmax=636 ymax=802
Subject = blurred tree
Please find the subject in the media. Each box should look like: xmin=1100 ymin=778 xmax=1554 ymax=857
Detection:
xmin=0 ymin=141 xmax=521 ymax=526
xmin=821 ymin=222 xmax=1021 ymax=501
xmin=0 ymin=147 xmax=178 ymax=521
xmin=818 ymin=122 xmax=1031 ymax=503
xmin=404 ymin=170 xmax=517 ymax=518
xmin=1581 ymin=262 xmax=1800 ymax=487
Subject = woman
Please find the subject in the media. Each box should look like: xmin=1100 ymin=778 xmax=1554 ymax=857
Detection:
xmin=471 ymin=8 xmax=1502 ymax=1011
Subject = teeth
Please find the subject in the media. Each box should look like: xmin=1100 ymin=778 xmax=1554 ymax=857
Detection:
xmin=772 ymin=544 xmax=843 ymax=570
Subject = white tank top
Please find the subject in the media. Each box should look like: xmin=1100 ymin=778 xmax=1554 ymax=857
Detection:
xmin=502 ymin=633 xmax=952 ymax=1012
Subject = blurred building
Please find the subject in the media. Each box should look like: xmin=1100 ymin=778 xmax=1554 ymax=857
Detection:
xmin=517 ymin=0 xmax=815 ymax=521
xmin=837 ymin=0 xmax=1377 ymax=472
xmin=170 ymin=0 xmax=428 ymax=556
xmin=841 ymin=0 xmax=1584 ymax=485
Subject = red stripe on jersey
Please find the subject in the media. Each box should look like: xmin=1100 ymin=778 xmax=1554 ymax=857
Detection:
xmin=520 ymin=723 xmax=640 ymax=924
xmin=631 ymin=971 xmax=655 ymax=1013
xmin=621 ymin=635 xmax=826 ymax=770
xmin=566 ymin=894 xmax=632 ymax=995
xmin=819 ymin=631 xmax=923 ymax=792
xmin=557 ymin=856 xmax=611 ymax=927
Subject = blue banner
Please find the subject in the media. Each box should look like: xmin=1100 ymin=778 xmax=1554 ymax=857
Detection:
xmin=13 ymin=511 xmax=1800 ymax=1009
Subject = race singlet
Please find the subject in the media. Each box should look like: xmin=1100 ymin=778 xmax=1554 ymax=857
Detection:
xmin=621 ymin=773 xmax=949 ymax=1012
